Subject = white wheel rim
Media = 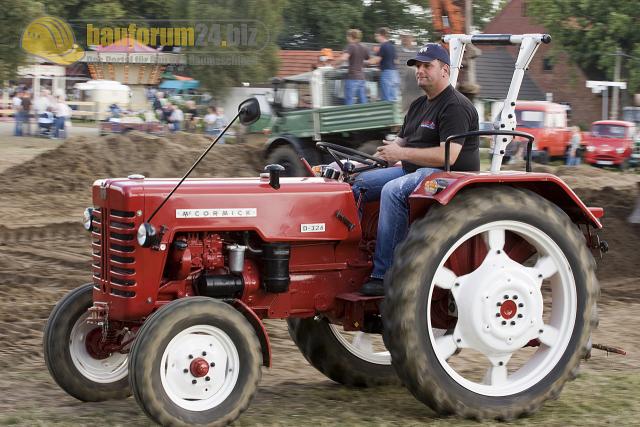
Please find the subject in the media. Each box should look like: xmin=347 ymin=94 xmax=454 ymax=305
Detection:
xmin=69 ymin=313 xmax=129 ymax=383
xmin=160 ymin=325 xmax=240 ymax=411
xmin=428 ymin=220 xmax=577 ymax=396
xmin=329 ymin=323 xmax=391 ymax=365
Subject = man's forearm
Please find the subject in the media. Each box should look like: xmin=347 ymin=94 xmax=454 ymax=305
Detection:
xmin=399 ymin=143 xmax=461 ymax=167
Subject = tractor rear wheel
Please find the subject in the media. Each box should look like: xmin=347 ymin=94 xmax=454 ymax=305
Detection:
xmin=43 ymin=283 xmax=131 ymax=401
xmin=129 ymin=297 xmax=262 ymax=427
xmin=287 ymin=317 xmax=398 ymax=387
xmin=382 ymin=187 xmax=598 ymax=420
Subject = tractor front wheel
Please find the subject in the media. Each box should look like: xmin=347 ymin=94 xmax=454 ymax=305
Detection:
xmin=287 ymin=317 xmax=398 ymax=387
xmin=129 ymin=297 xmax=262 ymax=427
xmin=43 ymin=283 xmax=131 ymax=401
xmin=383 ymin=187 xmax=598 ymax=420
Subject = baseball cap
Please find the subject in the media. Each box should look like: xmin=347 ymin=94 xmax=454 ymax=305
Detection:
xmin=21 ymin=16 xmax=85 ymax=66
xmin=406 ymin=43 xmax=450 ymax=66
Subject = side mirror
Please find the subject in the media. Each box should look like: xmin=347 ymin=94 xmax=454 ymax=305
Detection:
xmin=238 ymin=97 xmax=261 ymax=125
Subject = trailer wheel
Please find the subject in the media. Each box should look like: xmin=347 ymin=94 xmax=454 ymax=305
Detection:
xmin=266 ymin=146 xmax=306 ymax=177
xmin=43 ymin=283 xmax=131 ymax=401
xmin=129 ymin=297 xmax=262 ymax=427
xmin=287 ymin=317 xmax=398 ymax=387
xmin=383 ymin=187 xmax=598 ymax=420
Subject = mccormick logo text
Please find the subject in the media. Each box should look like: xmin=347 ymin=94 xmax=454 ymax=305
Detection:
xmin=176 ymin=208 xmax=257 ymax=218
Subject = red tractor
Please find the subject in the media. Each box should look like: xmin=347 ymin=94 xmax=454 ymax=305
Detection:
xmin=44 ymin=35 xmax=604 ymax=425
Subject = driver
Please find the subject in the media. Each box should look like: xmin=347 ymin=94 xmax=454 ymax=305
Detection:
xmin=353 ymin=43 xmax=480 ymax=296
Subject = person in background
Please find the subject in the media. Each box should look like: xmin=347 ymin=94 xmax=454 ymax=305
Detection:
xmin=203 ymin=106 xmax=218 ymax=136
xmin=340 ymin=29 xmax=370 ymax=105
xmin=185 ymin=100 xmax=199 ymax=132
xmin=34 ymin=89 xmax=52 ymax=118
xmin=12 ymin=91 xmax=23 ymax=136
xmin=20 ymin=91 xmax=32 ymax=136
xmin=213 ymin=107 xmax=228 ymax=143
xmin=370 ymin=27 xmax=399 ymax=102
xmin=169 ymin=104 xmax=184 ymax=132
xmin=53 ymin=96 xmax=72 ymax=139
xmin=566 ymin=126 xmax=582 ymax=166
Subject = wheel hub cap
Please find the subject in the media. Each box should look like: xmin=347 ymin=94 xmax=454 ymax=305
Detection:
xmin=190 ymin=358 xmax=210 ymax=377
xmin=452 ymin=249 xmax=544 ymax=356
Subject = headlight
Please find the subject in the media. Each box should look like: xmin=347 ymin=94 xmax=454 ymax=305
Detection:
xmin=137 ymin=222 xmax=159 ymax=247
xmin=82 ymin=207 xmax=93 ymax=231
xmin=586 ymin=145 xmax=596 ymax=152
xmin=616 ymin=147 xmax=625 ymax=154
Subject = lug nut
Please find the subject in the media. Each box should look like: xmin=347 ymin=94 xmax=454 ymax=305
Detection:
xmin=496 ymin=313 xmax=501 ymax=317
xmin=517 ymin=314 xmax=523 ymax=318
xmin=205 ymin=376 xmax=210 ymax=381
xmin=519 ymin=303 xmax=524 ymax=307
xmin=210 ymin=362 xmax=215 ymax=367
xmin=183 ymin=368 xmax=188 ymax=373
xmin=202 ymin=351 xmax=207 ymax=356
xmin=510 ymin=321 xmax=516 ymax=325
xmin=497 ymin=302 xmax=502 ymax=307
xmin=513 ymin=295 xmax=518 ymax=300
xmin=188 ymin=354 xmax=193 ymax=359
xmin=192 ymin=379 xmax=197 ymax=384
xmin=503 ymin=295 xmax=509 ymax=300
xmin=501 ymin=320 xmax=507 ymax=325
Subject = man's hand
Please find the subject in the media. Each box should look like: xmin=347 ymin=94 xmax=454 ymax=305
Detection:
xmin=376 ymin=140 xmax=405 ymax=164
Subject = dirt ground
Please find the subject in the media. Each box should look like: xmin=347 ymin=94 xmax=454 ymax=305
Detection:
xmin=0 ymin=133 xmax=638 ymax=426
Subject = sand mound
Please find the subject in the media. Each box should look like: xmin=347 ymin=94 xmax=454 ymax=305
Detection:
xmin=0 ymin=132 xmax=265 ymax=195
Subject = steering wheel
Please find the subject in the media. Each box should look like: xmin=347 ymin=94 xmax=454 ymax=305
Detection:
xmin=315 ymin=142 xmax=388 ymax=175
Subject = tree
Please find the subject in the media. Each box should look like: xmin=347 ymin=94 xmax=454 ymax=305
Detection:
xmin=173 ymin=0 xmax=286 ymax=96
xmin=278 ymin=0 xmax=365 ymax=49
xmin=527 ymin=0 xmax=640 ymax=92
xmin=0 ymin=0 xmax=45 ymax=81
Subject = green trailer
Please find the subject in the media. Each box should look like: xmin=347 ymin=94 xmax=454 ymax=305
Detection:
xmin=260 ymin=67 xmax=403 ymax=176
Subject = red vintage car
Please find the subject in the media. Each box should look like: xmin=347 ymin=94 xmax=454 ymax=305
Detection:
xmin=583 ymin=120 xmax=636 ymax=169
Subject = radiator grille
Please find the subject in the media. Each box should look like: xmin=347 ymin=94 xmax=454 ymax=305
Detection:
xmin=92 ymin=207 xmax=138 ymax=298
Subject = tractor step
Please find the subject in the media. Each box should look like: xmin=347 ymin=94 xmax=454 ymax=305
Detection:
xmin=335 ymin=292 xmax=384 ymax=332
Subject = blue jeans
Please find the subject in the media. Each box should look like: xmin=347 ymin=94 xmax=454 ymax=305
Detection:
xmin=380 ymin=69 xmax=399 ymax=101
xmin=344 ymin=79 xmax=367 ymax=105
xmin=14 ymin=112 xmax=24 ymax=136
xmin=566 ymin=155 xmax=580 ymax=166
xmin=54 ymin=117 xmax=65 ymax=138
xmin=351 ymin=166 xmax=441 ymax=279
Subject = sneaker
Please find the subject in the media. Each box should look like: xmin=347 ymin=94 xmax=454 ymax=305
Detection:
xmin=360 ymin=278 xmax=385 ymax=296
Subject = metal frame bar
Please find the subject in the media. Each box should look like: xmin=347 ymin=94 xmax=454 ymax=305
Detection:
xmin=443 ymin=34 xmax=550 ymax=173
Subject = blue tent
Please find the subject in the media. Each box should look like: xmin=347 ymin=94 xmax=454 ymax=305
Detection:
xmin=159 ymin=79 xmax=200 ymax=90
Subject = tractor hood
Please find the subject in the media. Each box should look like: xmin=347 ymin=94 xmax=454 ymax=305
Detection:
xmin=92 ymin=176 xmax=361 ymax=242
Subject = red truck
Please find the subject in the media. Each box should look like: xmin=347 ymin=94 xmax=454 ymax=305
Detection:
xmin=582 ymin=120 xmax=636 ymax=169
xmin=494 ymin=101 xmax=571 ymax=163
xmin=516 ymin=101 xmax=571 ymax=162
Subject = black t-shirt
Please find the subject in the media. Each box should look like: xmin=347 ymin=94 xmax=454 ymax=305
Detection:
xmin=398 ymin=85 xmax=479 ymax=172
xmin=378 ymin=41 xmax=396 ymax=70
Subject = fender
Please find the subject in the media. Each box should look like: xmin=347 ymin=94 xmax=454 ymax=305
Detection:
xmin=409 ymin=171 xmax=603 ymax=228
xmin=226 ymin=299 xmax=272 ymax=367
xmin=265 ymin=134 xmax=317 ymax=161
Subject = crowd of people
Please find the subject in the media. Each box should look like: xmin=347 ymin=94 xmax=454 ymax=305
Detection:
xmin=148 ymin=91 xmax=227 ymax=137
xmin=11 ymin=88 xmax=72 ymax=139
